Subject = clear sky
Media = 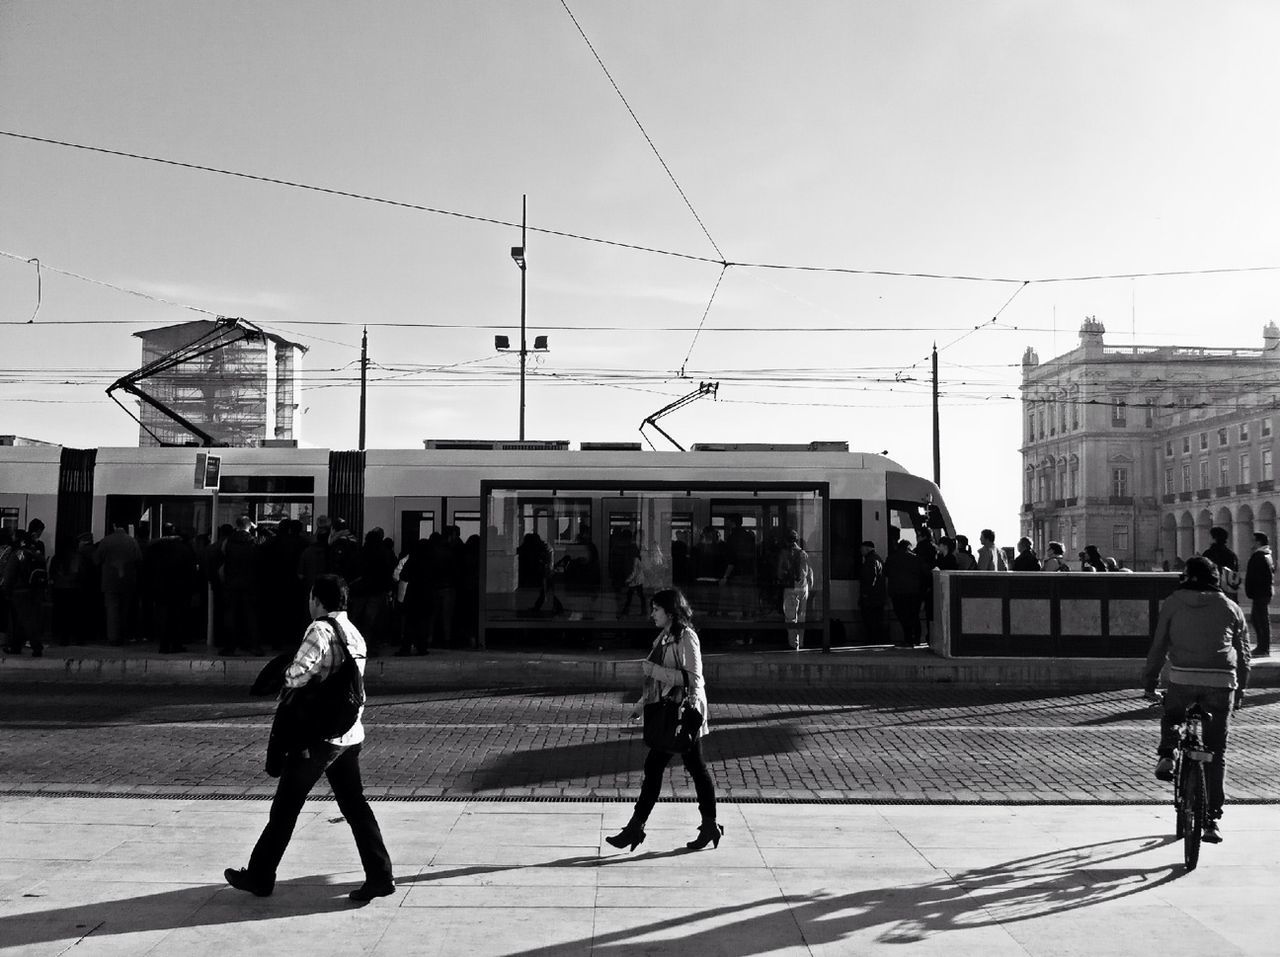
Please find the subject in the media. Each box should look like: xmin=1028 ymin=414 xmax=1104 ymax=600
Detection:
xmin=3 ymin=0 xmax=1279 ymax=545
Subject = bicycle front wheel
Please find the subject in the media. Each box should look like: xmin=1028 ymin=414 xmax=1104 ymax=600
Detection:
xmin=1182 ymin=759 xmax=1206 ymax=871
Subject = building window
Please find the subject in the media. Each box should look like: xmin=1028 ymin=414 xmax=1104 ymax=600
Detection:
xmin=1069 ymin=463 xmax=1079 ymax=498
xmin=1048 ymin=401 xmax=1056 ymax=436
xmin=1199 ymin=432 xmax=1208 ymax=451
xmin=1240 ymin=422 xmax=1251 ymax=442
xmin=1026 ymin=471 xmax=1034 ymax=503
xmin=1220 ymin=457 xmax=1230 ymax=487
xmin=1070 ymin=522 xmax=1079 ymax=551
xmin=1218 ymin=428 xmax=1228 ymax=447
xmin=1241 ymin=453 xmax=1252 ymax=484
xmin=1111 ymin=468 xmax=1129 ymax=497
xmin=1028 ymin=411 xmax=1036 ymax=441
xmin=1111 ymin=400 xmax=1127 ymax=426
xmin=1060 ymin=402 xmax=1068 ymax=433
xmin=1113 ymin=524 xmax=1129 ymax=552
xmin=1265 ymin=448 xmax=1274 ymax=482
xmin=1145 ymin=399 xmax=1156 ymax=428
xmin=1038 ymin=473 xmax=1049 ymax=502
xmin=1182 ymin=463 xmax=1192 ymax=490
xmin=1164 ymin=468 xmax=1174 ymax=494
xmin=1199 ymin=459 xmax=1210 ymax=489
xmin=1263 ymin=417 xmax=1273 ymax=438
xmin=1165 ymin=440 xmax=1174 ymax=457
xmin=1071 ymin=397 xmax=1080 ymax=430
xmin=1181 ymin=436 xmax=1190 ymax=453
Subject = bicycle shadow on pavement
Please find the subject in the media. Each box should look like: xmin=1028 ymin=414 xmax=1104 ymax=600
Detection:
xmin=496 ymin=834 xmax=1185 ymax=957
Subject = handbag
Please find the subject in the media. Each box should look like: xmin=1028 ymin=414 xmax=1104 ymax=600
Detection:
xmin=641 ymin=639 xmax=703 ymax=753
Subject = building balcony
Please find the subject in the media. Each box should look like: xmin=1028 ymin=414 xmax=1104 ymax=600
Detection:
xmin=1196 ymin=489 xmax=1211 ymax=500
xmin=1178 ymin=491 xmax=1193 ymax=502
xmin=1237 ymin=483 xmax=1254 ymax=495
xmin=1065 ymin=497 xmax=1078 ymax=507
xmin=1216 ymin=486 xmax=1231 ymax=496
xmin=1109 ymin=495 xmax=1134 ymax=506
xmin=1022 ymin=502 xmax=1033 ymax=513
xmin=1259 ymin=480 xmax=1275 ymax=493
xmin=1162 ymin=493 xmax=1176 ymax=504
xmin=1053 ymin=499 xmax=1066 ymax=509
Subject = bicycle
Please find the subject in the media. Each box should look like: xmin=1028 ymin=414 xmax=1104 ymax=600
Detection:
xmin=1152 ymin=693 xmax=1215 ymax=871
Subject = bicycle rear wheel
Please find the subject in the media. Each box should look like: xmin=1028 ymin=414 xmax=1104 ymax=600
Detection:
xmin=1182 ymin=759 xmax=1206 ymax=871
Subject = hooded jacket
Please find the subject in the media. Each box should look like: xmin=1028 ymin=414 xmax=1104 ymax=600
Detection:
xmin=1143 ymin=586 xmax=1250 ymax=693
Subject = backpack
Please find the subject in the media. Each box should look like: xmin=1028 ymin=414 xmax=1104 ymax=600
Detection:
xmin=780 ymin=548 xmax=808 ymax=588
xmin=294 ymin=616 xmax=365 ymax=742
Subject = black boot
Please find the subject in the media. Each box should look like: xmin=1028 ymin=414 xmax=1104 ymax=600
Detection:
xmin=604 ymin=821 xmax=646 ymax=852
xmin=686 ymin=822 xmax=724 ymax=850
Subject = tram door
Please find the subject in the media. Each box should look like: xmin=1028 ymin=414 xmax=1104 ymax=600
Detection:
xmin=395 ymin=497 xmax=438 ymax=554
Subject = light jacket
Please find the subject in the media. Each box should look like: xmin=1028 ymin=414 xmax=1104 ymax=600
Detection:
xmin=640 ymin=625 xmax=709 ymax=739
xmin=1143 ymin=586 xmax=1251 ymax=692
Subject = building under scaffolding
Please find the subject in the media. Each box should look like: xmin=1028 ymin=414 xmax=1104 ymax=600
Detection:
xmin=131 ymin=321 xmax=306 ymax=447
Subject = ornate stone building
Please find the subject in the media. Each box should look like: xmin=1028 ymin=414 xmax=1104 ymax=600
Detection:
xmin=1020 ymin=318 xmax=1280 ymax=568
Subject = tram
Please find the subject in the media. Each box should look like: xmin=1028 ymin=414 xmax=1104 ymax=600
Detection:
xmin=0 ymin=440 xmax=951 ymax=645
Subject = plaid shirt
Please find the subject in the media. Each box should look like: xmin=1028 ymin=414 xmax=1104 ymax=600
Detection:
xmin=285 ymin=610 xmax=367 ymax=746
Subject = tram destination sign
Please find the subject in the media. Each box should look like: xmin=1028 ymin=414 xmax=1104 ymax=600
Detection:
xmin=194 ymin=452 xmax=222 ymax=491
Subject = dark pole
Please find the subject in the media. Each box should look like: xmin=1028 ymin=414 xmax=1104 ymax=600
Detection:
xmin=359 ymin=325 xmax=368 ymax=450
xmin=519 ymin=194 xmax=527 ymax=441
xmin=932 ymin=342 xmax=940 ymax=486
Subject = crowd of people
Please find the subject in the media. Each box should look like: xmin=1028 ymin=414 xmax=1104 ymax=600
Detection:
xmin=0 ymin=515 xmax=483 ymax=658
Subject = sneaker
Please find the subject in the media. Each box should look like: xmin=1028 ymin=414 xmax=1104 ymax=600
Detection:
xmin=224 ymin=867 xmax=274 ymax=897
xmin=1154 ymin=757 xmax=1175 ymax=782
xmin=349 ymin=880 xmax=396 ymax=902
xmin=1202 ymin=820 xmax=1223 ymax=843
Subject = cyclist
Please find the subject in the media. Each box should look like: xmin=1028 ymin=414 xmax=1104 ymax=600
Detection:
xmin=1143 ymin=556 xmax=1251 ymax=844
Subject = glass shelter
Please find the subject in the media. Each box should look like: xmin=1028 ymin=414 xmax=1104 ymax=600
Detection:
xmin=481 ymin=480 xmax=829 ymax=646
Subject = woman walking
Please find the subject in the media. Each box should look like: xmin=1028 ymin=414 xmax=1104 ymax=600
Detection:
xmin=606 ymin=588 xmax=722 ymax=852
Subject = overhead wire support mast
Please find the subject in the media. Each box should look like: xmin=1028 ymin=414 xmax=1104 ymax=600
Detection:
xmin=639 ymin=381 xmax=719 ymax=451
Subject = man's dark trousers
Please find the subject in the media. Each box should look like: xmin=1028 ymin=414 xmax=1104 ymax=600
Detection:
xmin=1251 ymin=600 xmax=1271 ymax=654
xmin=247 ymin=743 xmax=392 ymax=885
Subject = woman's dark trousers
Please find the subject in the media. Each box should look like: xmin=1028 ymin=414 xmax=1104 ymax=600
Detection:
xmin=247 ymin=743 xmax=393 ymax=885
xmin=630 ymin=740 xmax=716 ymax=827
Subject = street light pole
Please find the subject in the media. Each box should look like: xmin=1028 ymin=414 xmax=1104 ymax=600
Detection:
xmin=518 ymin=195 xmax=527 ymax=441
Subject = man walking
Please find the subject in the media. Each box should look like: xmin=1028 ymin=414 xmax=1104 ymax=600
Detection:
xmin=1245 ymin=532 xmax=1275 ymax=656
xmin=225 ymin=574 xmax=395 ymax=902
xmin=885 ymin=538 xmax=923 ymax=647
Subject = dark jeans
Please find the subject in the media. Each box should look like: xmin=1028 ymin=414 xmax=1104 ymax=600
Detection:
xmin=247 ymin=742 xmax=393 ymax=884
xmin=890 ymin=594 xmax=922 ymax=645
xmin=1158 ymin=684 xmax=1232 ymax=820
xmin=630 ymin=739 xmax=717 ymax=828
xmin=1251 ymin=600 xmax=1271 ymax=652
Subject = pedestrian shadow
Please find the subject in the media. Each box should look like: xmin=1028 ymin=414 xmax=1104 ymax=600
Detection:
xmin=494 ymin=834 xmax=1183 ymax=957
xmin=469 ymin=725 xmax=803 ymax=791
xmin=0 ymin=872 xmax=365 ymax=952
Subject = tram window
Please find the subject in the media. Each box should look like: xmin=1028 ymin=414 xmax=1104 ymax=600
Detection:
xmin=0 ymin=507 xmax=19 ymax=531
xmin=452 ymin=510 xmax=481 ymax=542
xmin=401 ymin=510 xmax=435 ymax=548
xmin=887 ymin=500 xmax=932 ymax=541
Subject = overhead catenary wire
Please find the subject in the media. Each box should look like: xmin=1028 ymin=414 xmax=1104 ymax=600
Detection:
xmin=6 ymin=132 xmax=1279 ymax=286
xmin=558 ymin=0 xmax=725 ymax=263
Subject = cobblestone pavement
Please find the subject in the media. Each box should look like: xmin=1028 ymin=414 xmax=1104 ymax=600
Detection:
xmin=2 ymin=685 xmax=1279 ymax=803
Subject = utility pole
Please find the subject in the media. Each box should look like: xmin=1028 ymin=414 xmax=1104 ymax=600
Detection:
xmin=359 ymin=325 xmax=368 ymax=450
xmin=518 ymin=195 xmax=527 ymax=441
xmin=932 ymin=342 xmax=941 ymax=486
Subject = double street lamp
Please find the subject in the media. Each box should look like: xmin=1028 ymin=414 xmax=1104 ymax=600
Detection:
xmin=494 ymin=194 xmax=548 ymax=440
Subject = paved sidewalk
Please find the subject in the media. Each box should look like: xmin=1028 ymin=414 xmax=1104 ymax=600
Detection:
xmin=2 ymin=796 xmax=1277 ymax=956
